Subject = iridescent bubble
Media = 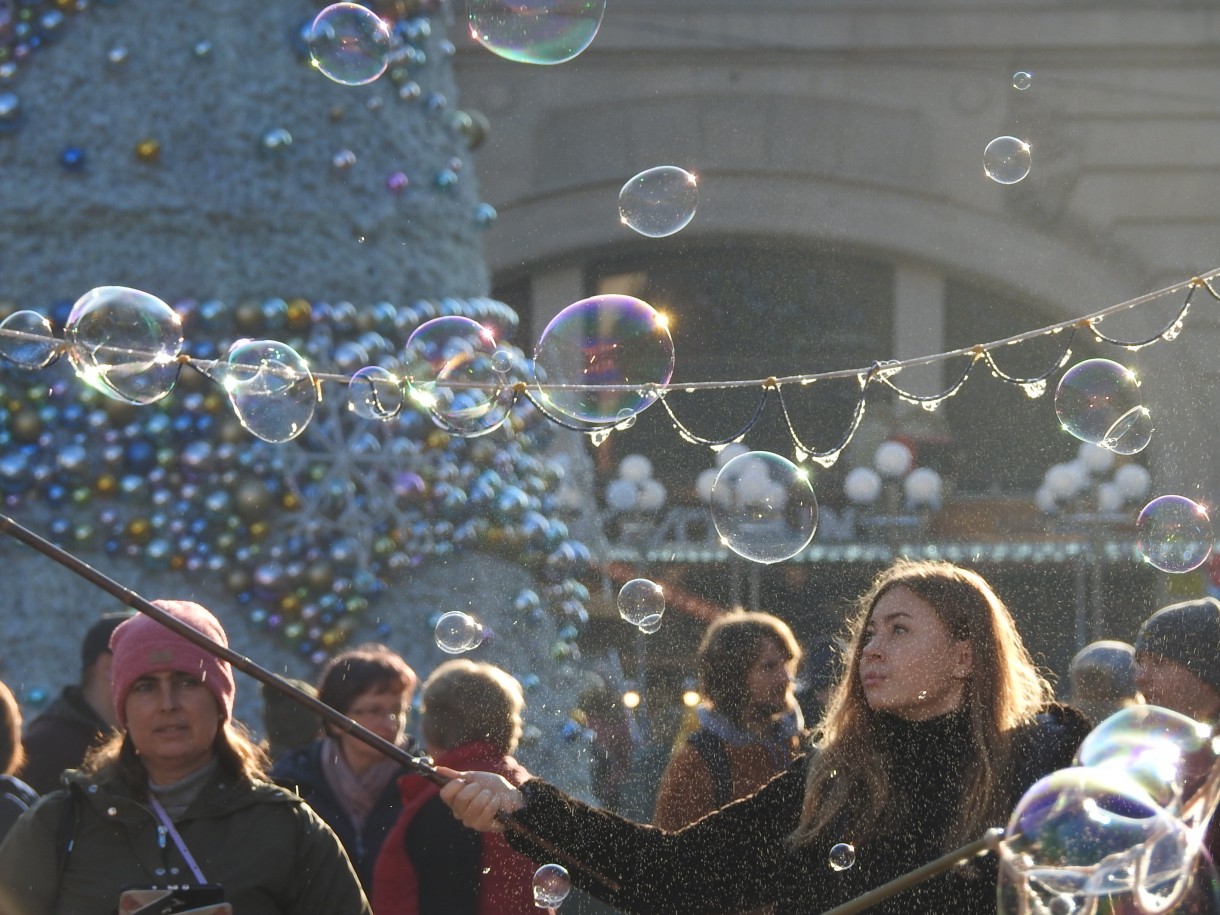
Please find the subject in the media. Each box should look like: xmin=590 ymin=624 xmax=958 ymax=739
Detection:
xmin=617 ymin=578 xmax=664 ymax=627
xmin=1055 ymin=359 xmax=1151 ymax=454
xmin=404 ymin=316 xmax=514 ymax=437
xmin=1077 ymin=705 xmax=1217 ymax=811
xmin=435 ymin=610 xmax=484 ymax=654
xmin=348 ymin=366 xmax=403 ymax=420
xmin=1012 ymin=71 xmax=1033 ymax=91
xmin=307 ymin=3 xmax=393 ymax=86
xmin=0 ymin=310 xmax=59 ymax=369
xmin=468 ymin=0 xmax=605 ymax=66
xmin=829 ymin=842 xmax=856 ymax=872
xmin=64 ymin=286 xmax=183 ymax=404
xmin=1003 ymin=766 xmax=1183 ymax=899
xmin=532 ymin=863 xmax=572 ymax=908
xmin=222 ymin=339 xmax=316 ymax=443
xmin=619 ymin=166 xmax=699 ymax=238
xmin=532 ymin=294 xmax=674 ymax=425
xmin=984 ymin=136 xmax=1032 ymax=185
xmin=710 ymin=451 xmax=818 ymax=564
xmin=1136 ymin=496 xmax=1213 ymax=574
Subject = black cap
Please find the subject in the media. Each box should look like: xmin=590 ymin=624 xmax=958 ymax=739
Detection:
xmin=1135 ymin=597 xmax=1220 ymax=695
xmin=80 ymin=612 xmax=133 ymax=671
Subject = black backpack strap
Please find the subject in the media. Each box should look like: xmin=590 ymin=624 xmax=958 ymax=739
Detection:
xmin=687 ymin=730 xmax=734 ymax=809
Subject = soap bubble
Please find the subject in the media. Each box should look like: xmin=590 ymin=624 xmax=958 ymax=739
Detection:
xmin=829 ymin=842 xmax=856 ymax=871
xmin=1136 ymin=496 xmax=1213 ymax=574
xmin=532 ymin=295 xmax=674 ymax=425
xmin=1013 ymin=71 xmax=1033 ymax=91
xmin=618 ymin=578 xmax=664 ymax=626
xmin=348 ymin=366 xmax=403 ymax=420
xmin=434 ymin=610 xmax=484 ymax=654
xmin=468 ymin=0 xmax=605 ymax=66
xmin=619 ymin=166 xmax=699 ymax=238
xmin=307 ymin=3 xmax=393 ymax=86
xmin=1077 ymin=705 xmax=1218 ymax=811
xmin=637 ymin=614 xmax=663 ymax=634
xmin=405 ymin=316 xmax=514 ymax=437
xmin=1054 ymin=359 xmax=1151 ymax=454
xmin=710 ymin=451 xmax=818 ymax=564
xmin=0 ymin=310 xmax=59 ymax=369
xmin=222 ymin=339 xmax=316 ymax=443
xmin=64 ymin=286 xmax=183 ymax=404
xmin=984 ymin=136 xmax=1032 ymax=185
xmin=532 ymin=863 xmax=572 ymax=908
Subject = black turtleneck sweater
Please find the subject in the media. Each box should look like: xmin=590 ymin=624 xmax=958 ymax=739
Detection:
xmin=507 ymin=704 xmax=1091 ymax=915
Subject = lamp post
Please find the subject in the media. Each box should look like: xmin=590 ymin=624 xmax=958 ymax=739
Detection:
xmin=843 ymin=440 xmax=943 ymax=544
xmin=1035 ymin=442 xmax=1150 ymax=647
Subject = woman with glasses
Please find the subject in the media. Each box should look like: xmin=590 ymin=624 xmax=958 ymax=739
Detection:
xmin=272 ymin=643 xmax=418 ymax=895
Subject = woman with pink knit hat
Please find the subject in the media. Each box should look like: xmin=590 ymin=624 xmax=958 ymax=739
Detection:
xmin=0 ymin=600 xmax=372 ymax=915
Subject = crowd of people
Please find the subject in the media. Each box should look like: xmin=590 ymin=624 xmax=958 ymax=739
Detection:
xmin=0 ymin=558 xmax=1215 ymax=915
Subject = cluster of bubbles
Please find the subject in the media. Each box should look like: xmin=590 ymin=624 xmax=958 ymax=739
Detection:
xmin=468 ymin=0 xmax=606 ymax=66
xmin=1000 ymin=704 xmax=1220 ymax=915
xmin=617 ymin=577 xmax=665 ymax=633
xmin=1051 ymin=358 xmax=1214 ymax=574
xmin=0 ymin=292 xmax=593 ymax=667
xmin=532 ymin=863 xmax=572 ymax=908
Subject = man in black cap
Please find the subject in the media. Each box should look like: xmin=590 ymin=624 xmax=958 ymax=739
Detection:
xmin=17 ymin=611 xmax=130 ymax=793
xmin=1134 ymin=596 xmax=1220 ymax=724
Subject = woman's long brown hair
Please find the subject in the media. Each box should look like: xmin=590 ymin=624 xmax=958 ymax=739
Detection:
xmin=82 ymin=719 xmax=270 ymax=790
xmin=789 ymin=559 xmax=1053 ymax=851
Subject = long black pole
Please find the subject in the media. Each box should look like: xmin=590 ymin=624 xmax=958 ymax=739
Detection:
xmin=820 ymin=828 xmax=1004 ymax=915
xmin=0 ymin=511 xmax=620 ymax=893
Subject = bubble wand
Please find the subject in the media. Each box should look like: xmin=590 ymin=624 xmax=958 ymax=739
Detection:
xmin=0 ymin=511 xmax=620 ymax=894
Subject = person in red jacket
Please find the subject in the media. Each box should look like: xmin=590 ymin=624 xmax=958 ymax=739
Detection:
xmin=372 ymin=660 xmax=537 ymax=915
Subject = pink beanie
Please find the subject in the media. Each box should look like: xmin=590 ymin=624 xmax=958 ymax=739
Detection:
xmin=109 ymin=600 xmax=236 ymax=728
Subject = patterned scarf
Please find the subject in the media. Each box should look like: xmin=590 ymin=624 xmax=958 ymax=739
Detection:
xmin=318 ymin=736 xmax=400 ymax=831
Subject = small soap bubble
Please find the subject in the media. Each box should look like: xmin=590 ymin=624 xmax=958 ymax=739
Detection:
xmin=0 ymin=310 xmax=59 ymax=370
xmin=532 ymin=863 xmax=572 ymax=908
xmin=64 ymin=286 xmax=183 ymax=405
xmin=983 ymin=136 xmax=1032 ymax=185
xmin=710 ymin=451 xmax=818 ymax=564
xmin=829 ymin=843 xmax=856 ymax=871
xmin=404 ymin=316 xmax=514 ymax=437
xmin=222 ymin=339 xmax=316 ymax=443
xmin=308 ymin=3 xmax=393 ymax=86
xmin=617 ymin=578 xmax=664 ymax=626
xmin=348 ymin=366 xmax=403 ymax=420
xmin=1048 ymin=894 xmax=1076 ymax=915
xmin=619 ymin=166 xmax=699 ymax=238
xmin=435 ymin=610 xmax=484 ymax=654
xmin=532 ymin=294 xmax=674 ymax=425
xmin=637 ymin=614 xmax=663 ymax=634
xmin=1012 ymin=71 xmax=1033 ymax=91
xmin=1054 ymin=359 xmax=1151 ymax=454
xmin=468 ymin=0 xmax=605 ymax=66
xmin=1136 ymin=495 xmax=1213 ymax=574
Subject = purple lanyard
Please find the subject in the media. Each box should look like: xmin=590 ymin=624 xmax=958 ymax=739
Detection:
xmin=148 ymin=795 xmax=208 ymax=885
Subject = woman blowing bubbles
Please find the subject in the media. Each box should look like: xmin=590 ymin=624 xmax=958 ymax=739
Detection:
xmin=441 ymin=560 xmax=1091 ymax=915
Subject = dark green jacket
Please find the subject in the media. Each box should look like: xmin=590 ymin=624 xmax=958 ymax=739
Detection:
xmin=0 ymin=766 xmax=371 ymax=915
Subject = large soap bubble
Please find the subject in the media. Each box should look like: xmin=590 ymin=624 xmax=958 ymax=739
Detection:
xmin=1055 ymin=359 xmax=1152 ymax=455
xmin=64 ymin=286 xmax=183 ymax=404
xmin=1136 ymin=496 xmax=1213 ymax=574
xmin=307 ymin=3 xmax=393 ymax=86
xmin=710 ymin=451 xmax=818 ymax=564
xmin=222 ymin=339 xmax=317 ymax=443
xmin=468 ymin=0 xmax=605 ymax=66
xmin=532 ymin=294 xmax=674 ymax=425
xmin=619 ymin=166 xmax=699 ymax=238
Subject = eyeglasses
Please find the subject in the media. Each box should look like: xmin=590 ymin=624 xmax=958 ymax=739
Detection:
xmin=349 ymin=706 xmax=408 ymax=725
